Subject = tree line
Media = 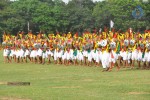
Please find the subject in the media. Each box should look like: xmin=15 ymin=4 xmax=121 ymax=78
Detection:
xmin=0 ymin=0 xmax=149 ymax=35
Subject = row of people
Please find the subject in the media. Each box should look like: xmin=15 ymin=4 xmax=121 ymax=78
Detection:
xmin=2 ymin=30 xmax=150 ymax=71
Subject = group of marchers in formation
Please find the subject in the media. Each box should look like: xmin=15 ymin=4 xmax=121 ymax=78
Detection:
xmin=1 ymin=29 xmax=150 ymax=71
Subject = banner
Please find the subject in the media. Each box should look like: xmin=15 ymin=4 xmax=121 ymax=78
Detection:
xmin=110 ymin=20 xmax=114 ymax=28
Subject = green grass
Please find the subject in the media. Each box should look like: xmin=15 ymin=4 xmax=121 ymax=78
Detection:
xmin=0 ymin=51 xmax=150 ymax=100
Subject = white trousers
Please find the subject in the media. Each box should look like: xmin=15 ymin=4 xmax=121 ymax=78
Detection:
xmin=101 ymin=51 xmax=110 ymax=68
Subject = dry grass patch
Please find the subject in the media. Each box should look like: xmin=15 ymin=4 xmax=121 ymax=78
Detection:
xmin=128 ymin=92 xmax=150 ymax=95
xmin=0 ymin=82 xmax=7 ymax=85
xmin=1 ymin=97 xmax=31 ymax=100
xmin=82 ymin=79 xmax=94 ymax=82
xmin=51 ymin=86 xmax=81 ymax=89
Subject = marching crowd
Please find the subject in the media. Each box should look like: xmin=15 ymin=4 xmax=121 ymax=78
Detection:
xmin=1 ymin=29 xmax=150 ymax=71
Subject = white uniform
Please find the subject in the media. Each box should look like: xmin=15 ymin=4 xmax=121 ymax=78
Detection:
xmin=66 ymin=50 xmax=71 ymax=60
xmin=47 ymin=49 xmax=53 ymax=57
xmin=87 ymin=50 xmax=92 ymax=62
xmin=30 ymin=50 xmax=37 ymax=58
xmin=91 ymin=49 xmax=96 ymax=61
xmin=70 ymin=49 xmax=74 ymax=60
xmin=57 ymin=50 xmax=63 ymax=58
xmin=127 ymin=52 xmax=132 ymax=60
xmin=12 ymin=49 xmax=16 ymax=56
xmin=3 ymin=49 xmax=9 ymax=56
xmin=62 ymin=51 xmax=67 ymax=60
xmin=54 ymin=49 xmax=57 ymax=61
xmin=83 ymin=50 xmax=88 ymax=57
xmin=10 ymin=49 xmax=14 ymax=57
xmin=24 ymin=49 xmax=30 ymax=57
xmin=120 ymin=51 xmax=123 ymax=58
xmin=109 ymin=50 xmax=117 ymax=63
xmin=122 ymin=51 xmax=128 ymax=60
xmin=137 ymin=51 xmax=142 ymax=61
xmin=143 ymin=52 xmax=149 ymax=62
xmin=96 ymin=50 xmax=102 ymax=63
xmin=16 ymin=49 xmax=20 ymax=58
xmin=72 ymin=50 xmax=78 ymax=60
xmin=37 ymin=48 xmax=43 ymax=56
xmin=20 ymin=49 xmax=25 ymax=58
xmin=77 ymin=50 xmax=83 ymax=61
xmin=131 ymin=49 xmax=138 ymax=61
xmin=101 ymin=51 xmax=110 ymax=68
xmin=127 ymin=51 xmax=132 ymax=63
xmin=42 ymin=51 xmax=47 ymax=59
xmin=148 ymin=51 xmax=150 ymax=62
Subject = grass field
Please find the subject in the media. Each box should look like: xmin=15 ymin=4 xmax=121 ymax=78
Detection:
xmin=0 ymin=51 xmax=150 ymax=100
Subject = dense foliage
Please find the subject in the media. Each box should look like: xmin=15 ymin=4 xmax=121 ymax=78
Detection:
xmin=0 ymin=0 xmax=149 ymax=35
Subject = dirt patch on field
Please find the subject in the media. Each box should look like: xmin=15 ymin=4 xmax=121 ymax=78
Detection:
xmin=141 ymin=82 xmax=150 ymax=85
xmin=51 ymin=86 xmax=81 ymax=89
xmin=0 ymin=82 xmax=7 ymax=85
xmin=1 ymin=97 xmax=31 ymax=100
xmin=82 ymin=79 xmax=93 ymax=82
xmin=128 ymin=92 xmax=150 ymax=95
